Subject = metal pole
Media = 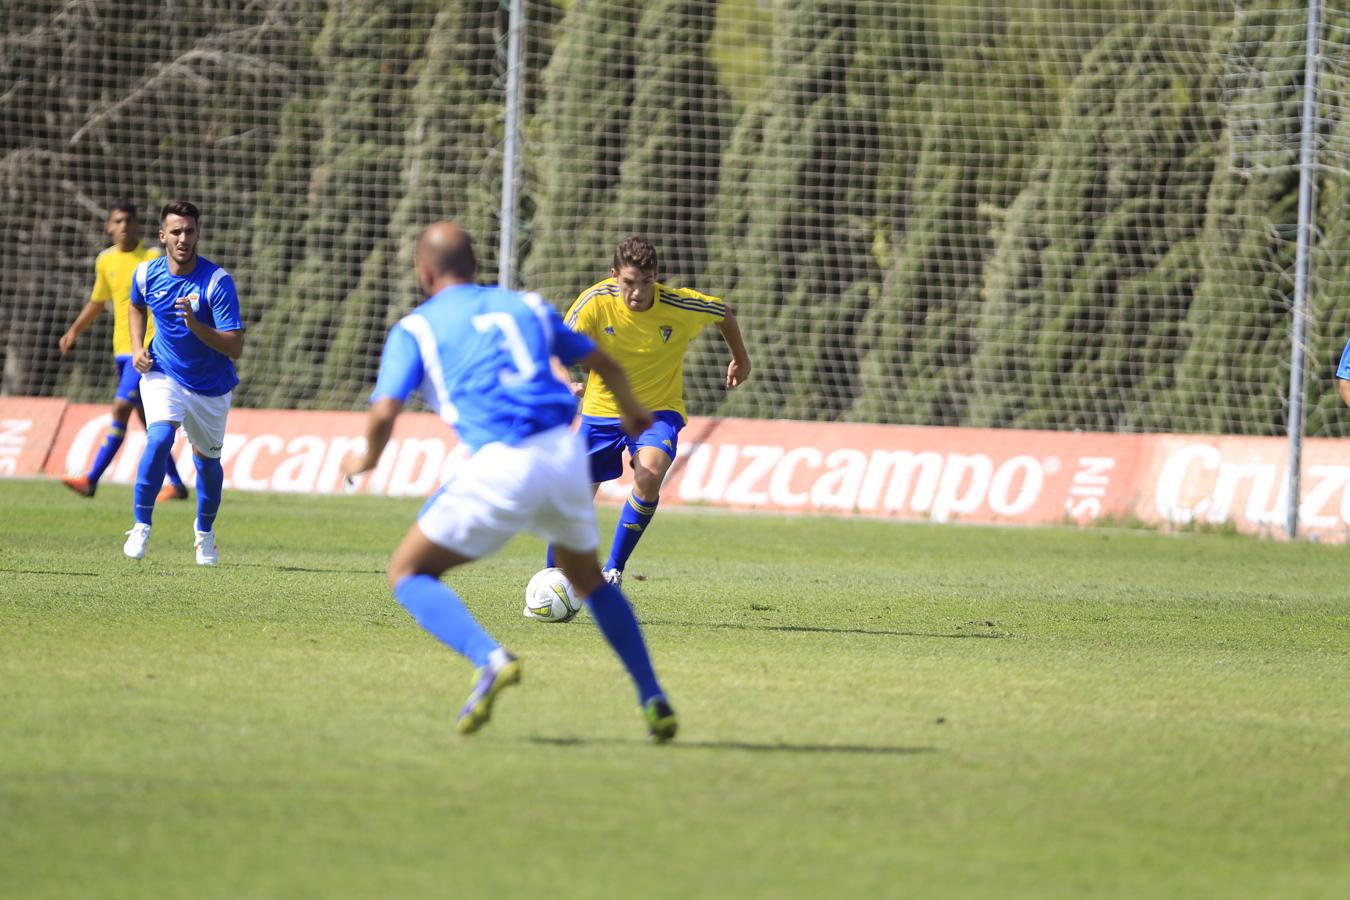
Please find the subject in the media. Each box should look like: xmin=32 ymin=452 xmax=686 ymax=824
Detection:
xmin=497 ymin=0 xmax=524 ymax=289
xmin=1284 ymin=0 xmax=1322 ymax=538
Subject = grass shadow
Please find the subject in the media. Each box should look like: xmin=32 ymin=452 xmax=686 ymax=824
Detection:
xmin=528 ymin=735 xmax=936 ymax=756
xmin=639 ymin=618 xmax=1004 ymax=640
xmin=227 ymin=562 xmax=386 ymax=576
xmin=0 ymin=568 xmax=100 ymax=578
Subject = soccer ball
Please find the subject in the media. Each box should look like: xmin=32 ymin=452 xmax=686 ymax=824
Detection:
xmin=523 ymin=567 xmax=583 ymax=623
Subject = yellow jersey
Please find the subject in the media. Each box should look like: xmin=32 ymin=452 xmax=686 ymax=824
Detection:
xmin=91 ymin=241 xmax=161 ymax=356
xmin=565 ymin=278 xmax=727 ymax=420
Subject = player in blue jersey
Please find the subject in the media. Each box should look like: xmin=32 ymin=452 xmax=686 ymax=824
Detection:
xmin=57 ymin=201 xmax=188 ymax=502
xmin=340 ymin=222 xmax=678 ymax=742
xmin=1338 ymin=338 xmax=1350 ymax=407
xmin=123 ymin=201 xmax=244 ymax=565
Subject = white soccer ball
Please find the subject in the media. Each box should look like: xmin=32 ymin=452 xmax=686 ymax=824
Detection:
xmin=523 ymin=567 xmax=583 ymax=623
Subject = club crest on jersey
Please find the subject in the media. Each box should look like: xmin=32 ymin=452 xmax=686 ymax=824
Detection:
xmin=604 ymin=326 xmax=616 ymax=336
xmin=660 ymin=326 xmax=673 ymax=343
xmin=185 ymin=293 xmax=201 ymax=312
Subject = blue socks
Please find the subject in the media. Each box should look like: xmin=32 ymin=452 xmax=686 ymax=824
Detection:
xmin=585 ymin=582 xmax=663 ymax=704
xmin=391 ymin=574 xmax=661 ymax=705
xmin=132 ymin=422 xmax=177 ymax=525
xmin=194 ymin=454 xmax=223 ymax=532
xmin=552 ymin=490 xmax=658 ymax=574
xmin=605 ymin=492 xmax=658 ymax=573
xmin=94 ymin=419 xmax=184 ymax=489
xmin=87 ymin=422 xmax=126 ymax=485
xmin=394 ymin=575 xmax=499 ymax=668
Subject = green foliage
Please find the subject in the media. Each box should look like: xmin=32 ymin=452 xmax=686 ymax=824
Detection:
xmin=248 ymin=2 xmax=435 ymax=410
xmin=969 ymin=13 xmax=1234 ymax=431
xmin=703 ymin=0 xmax=882 ymax=420
xmin=522 ymin=0 xmax=640 ymax=305
xmin=4 ymin=1 xmax=1347 ymax=437
xmin=611 ymin=0 xmax=727 ymax=285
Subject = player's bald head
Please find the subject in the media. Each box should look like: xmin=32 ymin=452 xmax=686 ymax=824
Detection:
xmin=415 ymin=221 xmax=477 ymax=282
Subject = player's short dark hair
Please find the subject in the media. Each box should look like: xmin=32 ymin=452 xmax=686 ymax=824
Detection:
xmin=160 ymin=200 xmax=200 ymax=225
xmin=108 ymin=200 xmax=138 ymax=220
xmin=613 ymin=236 xmax=658 ymax=274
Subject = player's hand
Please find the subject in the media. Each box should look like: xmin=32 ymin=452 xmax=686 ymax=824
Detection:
xmin=620 ymin=406 xmax=654 ymax=439
xmin=726 ymin=358 xmax=751 ymax=388
xmin=339 ymin=453 xmax=370 ymax=487
xmin=58 ymin=330 xmax=78 ymax=355
xmin=132 ymin=347 xmax=154 ymax=373
xmin=175 ymin=297 xmax=200 ymax=330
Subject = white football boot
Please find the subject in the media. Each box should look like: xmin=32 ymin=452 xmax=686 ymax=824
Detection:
xmin=194 ymin=529 xmax=219 ymax=566
xmin=123 ymin=523 xmax=151 ymax=559
xmin=602 ymin=568 xmax=623 ymax=589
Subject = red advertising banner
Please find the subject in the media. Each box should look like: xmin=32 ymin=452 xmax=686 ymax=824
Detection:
xmin=7 ymin=397 xmax=1349 ymax=542
xmin=41 ymin=404 xmax=467 ymax=497
xmin=604 ymin=419 xmax=1151 ymax=528
xmin=0 ymin=397 xmax=68 ymax=478
xmin=1135 ymin=434 xmax=1350 ymax=540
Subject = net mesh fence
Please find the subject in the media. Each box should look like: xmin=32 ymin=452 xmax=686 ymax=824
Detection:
xmin=2 ymin=0 xmax=1348 ymax=436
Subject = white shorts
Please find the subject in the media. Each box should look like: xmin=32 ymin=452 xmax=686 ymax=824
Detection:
xmin=417 ymin=425 xmax=599 ymax=559
xmin=138 ymin=370 xmax=233 ymax=458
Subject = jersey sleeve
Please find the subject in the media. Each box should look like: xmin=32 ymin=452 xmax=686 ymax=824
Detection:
xmin=674 ymin=287 xmax=728 ymax=325
xmin=370 ymin=324 xmax=424 ymax=404
xmin=546 ymin=303 xmax=596 ymax=366
xmin=1338 ymin=338 xmax=1350 ymax=380
xmin=208 ymin=272 xmax=244 ymax=331
xmin=129 ymin=261 xmax=147 ymax=308
xmin=91 ymin=256 xmax=112 ymax=304
xmin=564 ymin=287 xmax=600 ymax=335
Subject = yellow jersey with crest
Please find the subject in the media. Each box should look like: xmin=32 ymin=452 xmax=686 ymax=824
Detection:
xmin=92 ymin=241 xmax=162 ymax=355
xmin=565 ymin=278 xmax=727 ymax=421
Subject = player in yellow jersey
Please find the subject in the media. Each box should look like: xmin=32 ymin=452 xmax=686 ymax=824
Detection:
xmin=546 ymin=236 xmax=751 ymax=589
xmin=57 ymin=202 xmax=188 ymax=501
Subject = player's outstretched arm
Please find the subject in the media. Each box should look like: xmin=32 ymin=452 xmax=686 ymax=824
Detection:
xmin=1339 ymin=378 xmax=1350 ymax=409
xmin=578 ymin=348 xmax=652 ymax=438
xmin=550 ymin=357 xmax=584 ymax=398
xmin=58 ymin=301 xmax=105 ymax=355
xmin=716 ymin=308 xmax=752 ymax=388
xmin=342 ymin=397 xmax=403 ymax=481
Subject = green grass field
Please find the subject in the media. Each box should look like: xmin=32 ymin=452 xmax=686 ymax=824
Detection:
xmin=1 ymin=479 xmax=1347 ymax=899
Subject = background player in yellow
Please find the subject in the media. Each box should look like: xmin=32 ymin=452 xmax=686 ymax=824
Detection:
xmin=58 ymin=201 xmax=188 ymax=501
xmin=548 ymin=236 xmax=751 ymax=588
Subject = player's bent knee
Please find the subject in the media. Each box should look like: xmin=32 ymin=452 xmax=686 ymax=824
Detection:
xmin=632 ymin=472 xmax=665 ymax=501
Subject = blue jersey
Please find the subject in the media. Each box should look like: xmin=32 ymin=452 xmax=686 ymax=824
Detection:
xmin=130 ymin=255 xmax=242 ymax=397
xmin=1338 ymin=338 xmax=1350 ymax=380
xmin=371 ymin=284 xmax=596 ymax=453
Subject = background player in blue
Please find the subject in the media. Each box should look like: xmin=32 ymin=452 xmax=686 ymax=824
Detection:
xmin=1338 ymin=338 xmax=1350 ymax=408
xmin=57 ymin=201 xmax=188 ymax=502
xmin=339 ymin=222 xmax=678 ymax=741
xmin=123 ymin=201 xmax=244 ymax=565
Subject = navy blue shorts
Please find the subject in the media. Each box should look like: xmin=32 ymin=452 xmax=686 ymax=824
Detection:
xmin=113 ymin=355 xmax=142 ymax=404
xmin=578 ymin=411 xmax=685 ymax=484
